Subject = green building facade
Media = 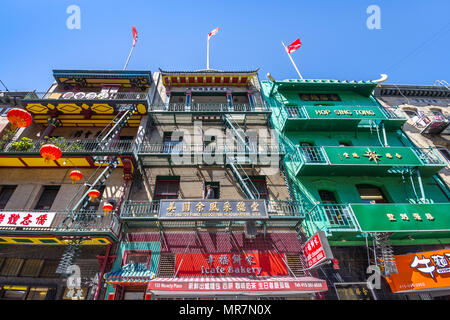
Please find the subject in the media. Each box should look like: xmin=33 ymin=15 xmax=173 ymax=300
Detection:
xmin=261 ymin=78 xmax=450 ymax=300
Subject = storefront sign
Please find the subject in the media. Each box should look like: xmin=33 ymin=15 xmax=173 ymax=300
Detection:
xmin=187 ymin=87 xmax=228 ymax=92
xmin=174 ymin=252 xmax=288 ymax=277
xmin=147 ymin=277 xmax=328 ymax=293
xmin=0 ymin=212 xmax=56 ymax=228
xmin=387 ymin=249 xmax=450 ymax=293
xmin=302 ymin=231 xmax=334 ymax=269
xmin=349 ymin=203 xmax=450 ymax=232
xmin=159 ymin=199 xmax=268 ymax=220
xmin=304 ymin=106 xmax=386 ymax=119
xmin=334 ymin=282 xmax=375 ymax=300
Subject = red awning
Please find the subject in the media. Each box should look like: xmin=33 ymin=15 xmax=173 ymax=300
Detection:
xmin=147 ymin=276 xmax=328 ymax=296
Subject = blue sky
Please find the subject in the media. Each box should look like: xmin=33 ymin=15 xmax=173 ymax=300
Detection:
xmin=0 ymin=0 xmax=449 ymax=91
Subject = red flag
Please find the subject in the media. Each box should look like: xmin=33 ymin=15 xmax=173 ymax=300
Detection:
xmin=208 ymin=27 xmax=219 ymax=39
xmin=132 ymin=26 xmax=138 ymax=47
xmin=286 ymin=38 xmax=301 ymax=54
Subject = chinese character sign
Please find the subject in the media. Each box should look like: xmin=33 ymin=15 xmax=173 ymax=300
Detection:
xmin=302 ymin=231 xmax=334 ymax=269
xmin=387 ymin=249 xmax=450 ymax=293
xmin=159 ymin=199 xmax=268 ymax=220
xmin=174 ymin=252 xmax=289 ymax=277
xmin=0 ymin=212 xmax=56 ymax=228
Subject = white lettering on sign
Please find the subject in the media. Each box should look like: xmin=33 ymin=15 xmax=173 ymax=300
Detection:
xmin=0 ymin=212 xmax=56 ymax=228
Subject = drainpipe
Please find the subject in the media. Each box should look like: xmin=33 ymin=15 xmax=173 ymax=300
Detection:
xmin=381 ymin=122 xmax=389 ymax=147
xmin=94 ymin=244 xmax=111 ymax=300
xmin=416 ymin=170 xmax=427 ymax=203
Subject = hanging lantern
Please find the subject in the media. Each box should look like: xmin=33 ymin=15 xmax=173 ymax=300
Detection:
xmin=40 ymin=144 xmax=62 ymax=162
xmin=7 ymin=108 xmax=32 ymax=130
xmin=69 ymin=170 xmax=83 ymax=184
xmin=103 ymin=202 xmax=114 ymax=216
xmin=88 ymin=189 xmax=101 ymax=202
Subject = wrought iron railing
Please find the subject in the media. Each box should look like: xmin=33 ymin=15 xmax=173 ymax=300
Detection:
xmin=303 ymin=204 xmax=358 ymax=236
xmin=0 ymin=209 xmax=120 ymax=238
xmin=0 ymin=139 xmax=136 ymax=154
xmin=22 ymin=91 xmax=149 ymax=101
xmin=148 ymin=102 xmax=270 ymax=113
xmin=138 ymin=142 xmax=283 ymax=155
xmin=120 ymin=200 xmax=304 ymax=219
xmin=412 ymin=147 xmax=447 ymax=165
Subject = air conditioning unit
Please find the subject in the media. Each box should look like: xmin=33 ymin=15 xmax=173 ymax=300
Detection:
xmin=244 ymin=221 xmax=257 ymax=239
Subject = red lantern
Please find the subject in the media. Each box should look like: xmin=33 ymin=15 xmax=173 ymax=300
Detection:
xmin=7 ymin=108 xmax=32 ymax=129
xmin=69 ymin=170 xmax=83 ymax=184
xmin=88 ymin=189 xmax=101 ymax=202
xmin=40 ymin=144 xmax=62 ymax=162
xmin=103 ymin=202 xmax=114 ymax=216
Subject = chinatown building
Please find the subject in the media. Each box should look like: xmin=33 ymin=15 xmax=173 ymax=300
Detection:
xmin=0 ymin=70 xmax=152 ymax=299
xmin=103 ymin=69 xmax=328 ymax=300
xmin=261 ymin=77 xmax=450 ymax=300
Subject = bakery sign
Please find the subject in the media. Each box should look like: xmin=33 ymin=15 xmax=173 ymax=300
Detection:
xmin=0 ymin=212 xmax=56 ymax=228
xmin=175 ymin=252 xmax=289 ymax=277
xmin=159 ymin=199 xmax=268 ymax=220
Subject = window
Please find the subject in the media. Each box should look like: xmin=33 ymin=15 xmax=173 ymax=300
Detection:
xmin=0 ymin=258 xmax=24 ymax=277
xmin=0 ymin=185 xmax=16 ymax=210
xmin=356 ymin=184 xmax=388 ymax=204
xmin=34 ymin=186 xmax=60 ymax=210
xmin=204 ymin=182 xmax=220 ymax=199
xmin=123 ymin=289 xmax=145 ymax=300
xmin=438 ymin=148 xmax=450 ymax=162
xmin=124 ymin=252 xmax=150 ymax=265
xmin=299 ymin=93 xmax=341 ymax=102
xmin=249 ymin=177 xmax=268 ymax=200
xmin=154 ymin=177 xmax=180 ymax=200
xmin=20 ymin=259 xmax=44 ymax=277
xmin=163 ymin=132 xmax=183 ymax=153
xmin=318 ymin=190 xmax=338 ymax=204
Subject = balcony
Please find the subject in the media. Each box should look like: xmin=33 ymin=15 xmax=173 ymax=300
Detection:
xmin=277 ymin=104 xmax=407 ymax=131
xmin=120 ymin=200 xmax=304 ymax=228
xmin=290 ymin=145 xmax=446 ymax=176
xmin=0 ymin=138 xmax=136 ymax=168
xmin=0 ymin=209 xmax=121 ymax=244
xmin=137 ymin=142 xmax=284 ymax=166
xmin=147 ymin=102 xmax=271 ymax=125
xmin=22 ymin=91 xmax=149 ymax=119
xmin=303 ymin=203 xmax=450 ymax=244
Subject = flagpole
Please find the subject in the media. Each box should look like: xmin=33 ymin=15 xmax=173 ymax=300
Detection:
xmin=123 ymin=45 xmax=135 ymax=71
xmin=281 ymin=41 xmax=303 ymax=79
xmin=207 ymin=35 xmax=210 ymax=70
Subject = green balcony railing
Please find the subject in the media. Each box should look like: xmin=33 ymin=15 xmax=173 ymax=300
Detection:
xmin=291 ymin=145 xmax=446 ymax=175
xmin=303 ymin=204 xmax=359 ymax=237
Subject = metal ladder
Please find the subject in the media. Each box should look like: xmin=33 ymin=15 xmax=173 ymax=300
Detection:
xmin=222 ymin=114 xmax=260 ymax=200
xmin=95 ymin=104 xmax=137 ymax=153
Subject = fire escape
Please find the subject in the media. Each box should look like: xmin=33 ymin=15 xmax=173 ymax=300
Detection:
xmin=56 ymin=104 xmax=137 ymax=275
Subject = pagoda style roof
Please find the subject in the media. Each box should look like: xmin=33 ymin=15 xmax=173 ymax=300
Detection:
xmin=272 ymin=79 xmax=378 ymax=97
xmin=53 ymin=69 xmax=152 ymax=88
xmin=158 ymin=68 xmax=259 ymax=87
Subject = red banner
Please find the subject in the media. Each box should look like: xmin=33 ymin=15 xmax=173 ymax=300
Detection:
xmin=175 ymin=252 xmax=289 ymax=277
